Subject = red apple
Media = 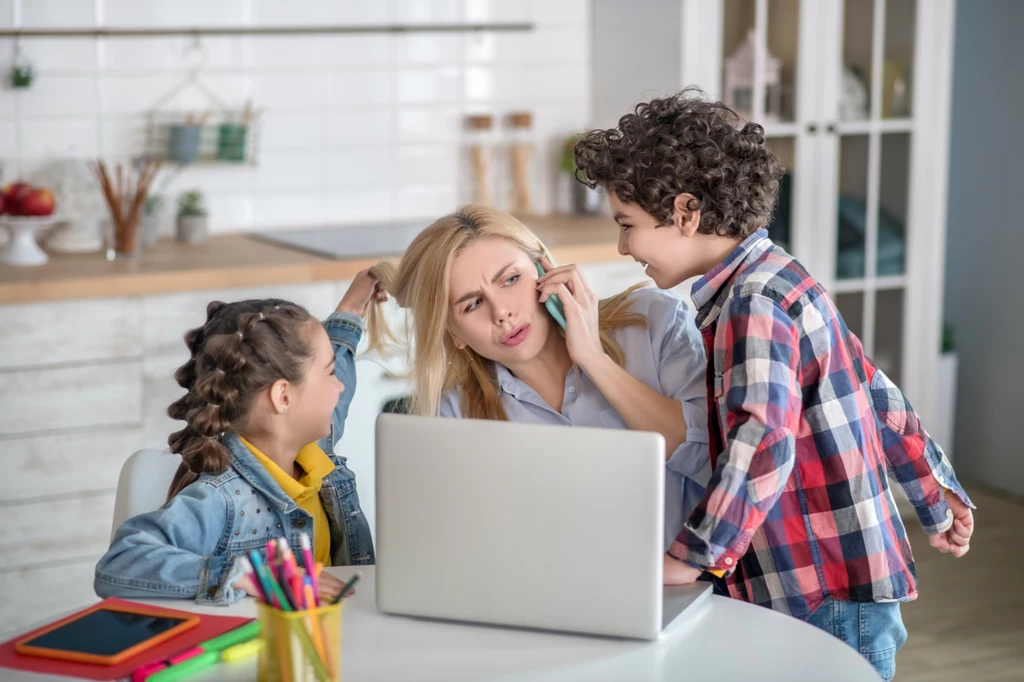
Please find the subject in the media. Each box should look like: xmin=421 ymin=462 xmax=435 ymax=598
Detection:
xmin=3 ymin=182 xmax=32 ymax=216
xmin=19 ymin=188 xmax=55 ymax=217
xmin=0 ymin=191 xmax=5 ymax=215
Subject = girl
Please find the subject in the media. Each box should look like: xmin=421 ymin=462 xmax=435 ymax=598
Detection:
xmin=95 ymin=271 xmax=384 ymax=605
xmin=367 ymin=206 xmax=711 ymax=548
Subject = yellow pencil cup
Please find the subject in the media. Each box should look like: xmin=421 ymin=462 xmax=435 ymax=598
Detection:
xmin=257 ymin=601 xmax=342 ymax=682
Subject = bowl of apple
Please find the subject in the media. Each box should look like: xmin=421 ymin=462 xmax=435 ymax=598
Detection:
xmin=0 ymin=181 xmax=60 ymax=266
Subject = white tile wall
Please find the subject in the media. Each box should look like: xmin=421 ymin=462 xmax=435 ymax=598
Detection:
xmin=1 ymin=0 xmax=591 ymax=232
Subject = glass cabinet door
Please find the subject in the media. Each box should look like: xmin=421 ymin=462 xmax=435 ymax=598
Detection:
xmin=831 ymin=0 xmax=917 ymax=383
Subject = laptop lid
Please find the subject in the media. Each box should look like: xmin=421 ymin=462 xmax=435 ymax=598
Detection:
xmin=374 ymin=414 xmax=668 ymax=639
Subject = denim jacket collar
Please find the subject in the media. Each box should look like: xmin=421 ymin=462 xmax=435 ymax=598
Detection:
xmin=220 ymin=432 xmax=298 ymax=514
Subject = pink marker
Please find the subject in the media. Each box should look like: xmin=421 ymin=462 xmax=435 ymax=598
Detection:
xmin=298 ymin=532 xmax=320 ymax=602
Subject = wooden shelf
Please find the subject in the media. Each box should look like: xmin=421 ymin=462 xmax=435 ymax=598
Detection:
xmin=0 ymin=215 xmax=622 ymax=305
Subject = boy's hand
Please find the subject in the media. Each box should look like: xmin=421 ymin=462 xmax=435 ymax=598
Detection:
xmin=336 ymin=268 xmax=388 ymax=318
xmin=928 ymin=489 xmax=974 ymax=558
xmin=663 ymin=553 xmax=703 ymax=585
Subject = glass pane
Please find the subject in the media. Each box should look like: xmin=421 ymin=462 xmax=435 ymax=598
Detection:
xmin=722 ymin=0 xmax=756 ymax=120
xmin=882 ymin=0 xmax=916 ymax=119
xmin=835 ymin=292 xmax=865 ymax=339
xmin=840 ymin=0 xmax=874 ymax=121
xmin=836 ymin=134 xmax=870 ymax=280
xmin=877 ymin=133 xmax=910 ymax=276
xmin=766 ymin=136 xmax=795 ymax=251
xmin=766 ymin=0 xmax=800 ymax=123
xmin=875 ymin=288 xmax=905 ymax=384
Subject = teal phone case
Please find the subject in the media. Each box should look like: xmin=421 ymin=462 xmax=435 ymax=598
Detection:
xmin=536 ymin=262 xmax=567 ymax=331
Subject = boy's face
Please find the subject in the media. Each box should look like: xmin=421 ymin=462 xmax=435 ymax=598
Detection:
xmin=608 ymin=193 xmax=707 ymax=289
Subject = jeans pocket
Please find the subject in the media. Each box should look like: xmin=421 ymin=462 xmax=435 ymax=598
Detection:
xmin=859 ymin=602 xmax=907 ymax=682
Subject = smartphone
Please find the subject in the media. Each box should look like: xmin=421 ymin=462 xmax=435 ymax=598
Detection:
xmin=536 ymin=261 xmax=567 ymax=331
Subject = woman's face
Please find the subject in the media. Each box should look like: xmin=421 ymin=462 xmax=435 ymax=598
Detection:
xmin=446 ymin=237 xmax=554 ymax=367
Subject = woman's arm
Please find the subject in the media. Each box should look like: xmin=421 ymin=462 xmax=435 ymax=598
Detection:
xmin=537 ymin=262 xmax=706 ymax=459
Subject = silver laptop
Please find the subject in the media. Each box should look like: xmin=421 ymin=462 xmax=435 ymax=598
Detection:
xmin=374 ymin=414 xmax=712 ymax=640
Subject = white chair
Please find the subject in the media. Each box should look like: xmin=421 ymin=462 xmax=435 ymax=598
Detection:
xmin=110 ymin=448 xmax=183 ymax=542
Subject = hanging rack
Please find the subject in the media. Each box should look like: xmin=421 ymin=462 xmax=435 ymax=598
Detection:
xmin=0 ymin=22 xmax=533 ymax=39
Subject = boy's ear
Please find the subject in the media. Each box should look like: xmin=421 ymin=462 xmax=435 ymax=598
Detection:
xmin=672 ymin=193 xmax=701 ymax=237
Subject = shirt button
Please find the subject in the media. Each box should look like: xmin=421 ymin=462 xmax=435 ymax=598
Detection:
xmin=946 ymin=509 xmax=954 ymax=518
xmin=568 ymin=386 xmax=576 ymax=394
xmin=724 ymin=557 xmax=734 ymax=566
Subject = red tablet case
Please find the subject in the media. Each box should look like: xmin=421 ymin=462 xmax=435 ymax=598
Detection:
xmin=0 ymin=598 xmax=252 ymax=681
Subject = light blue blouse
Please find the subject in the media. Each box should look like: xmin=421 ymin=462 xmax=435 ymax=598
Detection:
xmin=439 ymin=287 xmax=711 ymax=550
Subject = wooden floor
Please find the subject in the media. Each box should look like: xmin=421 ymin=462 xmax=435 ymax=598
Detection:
xmin=896 ymin=485 xmax=1024 ymax=681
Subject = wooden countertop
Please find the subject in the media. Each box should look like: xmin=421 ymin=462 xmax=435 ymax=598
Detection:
xmin=0 ymin=215 xmax=621 ymax=304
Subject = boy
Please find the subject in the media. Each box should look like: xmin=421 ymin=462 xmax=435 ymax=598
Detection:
xmin=574 ymin=89 xmax=974 ymax=681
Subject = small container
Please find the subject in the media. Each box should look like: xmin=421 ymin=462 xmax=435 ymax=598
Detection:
xmin=217 ymin=123 xmax=248 ymax=162
xmin=167 ymin=125 xmax=202 ymax=164
xmin=257 ymin=601 xmax=341 ymax=682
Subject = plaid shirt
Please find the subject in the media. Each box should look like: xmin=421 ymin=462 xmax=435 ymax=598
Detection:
xmin=668 ymin=230 xmax=973 ymax=620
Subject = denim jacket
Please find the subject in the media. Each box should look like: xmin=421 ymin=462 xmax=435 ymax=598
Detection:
xmin=95 ymin=312 xmax=374 ymax=606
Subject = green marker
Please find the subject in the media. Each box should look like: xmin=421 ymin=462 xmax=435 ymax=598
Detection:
xmin=199 ymin=620 xmax=261 ymax=652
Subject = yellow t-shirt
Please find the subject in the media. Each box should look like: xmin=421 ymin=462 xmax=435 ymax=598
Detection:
xmin=239 ymin=436 xmax=335 ymax=566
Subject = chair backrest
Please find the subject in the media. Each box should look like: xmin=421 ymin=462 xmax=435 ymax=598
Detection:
xmin=110 ymin=448 xmax=183 ymax=542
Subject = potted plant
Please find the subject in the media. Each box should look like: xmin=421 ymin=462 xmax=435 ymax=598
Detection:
xmin=560 ymin=133 xmax=602 ymax=215
xmin=176 ymin=190 xmax=208 ymax=244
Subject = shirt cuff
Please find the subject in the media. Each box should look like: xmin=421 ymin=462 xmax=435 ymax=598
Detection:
xmin=668 ymin=526 xmax=742 ymax=577
xmin=196 ymin=555 xmax=246 ymax=605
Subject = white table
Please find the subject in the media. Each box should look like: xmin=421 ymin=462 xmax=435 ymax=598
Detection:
xmin=7 ymin=567 xmax=879 ymax=682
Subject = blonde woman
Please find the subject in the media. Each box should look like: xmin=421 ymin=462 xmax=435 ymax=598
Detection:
xmin=368 ymin=205 xmax=710 ymax=550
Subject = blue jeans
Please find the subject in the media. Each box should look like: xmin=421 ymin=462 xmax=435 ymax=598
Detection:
xmin=806 ymin=599 xmax=908 ymax=681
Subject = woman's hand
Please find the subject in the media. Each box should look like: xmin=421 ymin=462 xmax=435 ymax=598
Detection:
xmin=336 ymin=268 xmax=388 ymax=318
xmin=536 ymin=258 xmax=605 ymax=369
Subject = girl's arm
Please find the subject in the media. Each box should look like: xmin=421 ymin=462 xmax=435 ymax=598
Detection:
xmin=321 ymin=268 xmax=385 ymax=452
xmin=94 ymin=481 xmax=246 ymax=605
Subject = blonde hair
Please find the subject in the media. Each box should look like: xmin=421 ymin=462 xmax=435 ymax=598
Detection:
xmin=368 ymin=205 xmax=646 ymax=420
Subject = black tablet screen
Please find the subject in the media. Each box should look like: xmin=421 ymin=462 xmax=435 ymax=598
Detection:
xmin=22 ymin=608 xmax=188 ymax=657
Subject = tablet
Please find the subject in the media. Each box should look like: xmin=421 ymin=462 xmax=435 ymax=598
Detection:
xmin=14 ymin=602 xmax=200 ymax=666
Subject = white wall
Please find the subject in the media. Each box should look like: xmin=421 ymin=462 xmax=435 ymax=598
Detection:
xmin=943 ymin=0 xmax=1024 ymax=497
xmin=0 ymin=0 xmax=591 ymax=232
xmin=590 ymin=0 xmax=680 ymax=129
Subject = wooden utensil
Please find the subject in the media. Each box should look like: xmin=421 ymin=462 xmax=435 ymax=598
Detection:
xmin=465 ymin=114 xmax=494 ymax=207
xmin=95 ymin=157 xmax=162 ymax=256
xmin=508 ymin=112 xmax=534 ymax=215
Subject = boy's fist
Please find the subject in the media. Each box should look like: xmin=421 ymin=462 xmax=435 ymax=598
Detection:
xmin=928 ymin=489 xmax=974 ymax=558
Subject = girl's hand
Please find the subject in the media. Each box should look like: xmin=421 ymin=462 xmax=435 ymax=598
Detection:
xmin=336 ymin=268 xmax=388 ymax=318
xmin=233 ymin=573 xmax=262 ymax=598
xmin=536 ymin=258 xmax=605 ymax=369
xmin=315 ymin=570 xmax=348 ymax=602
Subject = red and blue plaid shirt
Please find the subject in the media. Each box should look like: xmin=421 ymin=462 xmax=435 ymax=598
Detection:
xmin=669 ymin=230 xmax=973 ymax=620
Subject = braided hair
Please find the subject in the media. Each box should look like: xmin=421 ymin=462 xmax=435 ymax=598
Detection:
xmin=165 ymin=298 xmax=316 ymax=500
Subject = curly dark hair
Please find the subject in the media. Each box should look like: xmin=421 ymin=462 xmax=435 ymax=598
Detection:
xmin=165 ymin=298 xmax=316 ymax=501
xmin=574 ymin=87 xmax=784 ymax=238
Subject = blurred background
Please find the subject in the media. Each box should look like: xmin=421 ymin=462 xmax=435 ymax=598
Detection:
xmin=0 ymin=1 xmax=1020 ymax=679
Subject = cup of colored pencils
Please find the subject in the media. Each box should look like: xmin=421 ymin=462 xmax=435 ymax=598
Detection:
xmin=242 ymin=534 xmax=355 ymax=682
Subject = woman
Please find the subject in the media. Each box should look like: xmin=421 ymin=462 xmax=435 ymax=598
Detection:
xmin=368 ymin=205 xmax=710 ymax=548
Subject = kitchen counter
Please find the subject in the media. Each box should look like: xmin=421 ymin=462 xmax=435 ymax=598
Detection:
xmin=0 ymin=214 xmax=620 ymax=304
